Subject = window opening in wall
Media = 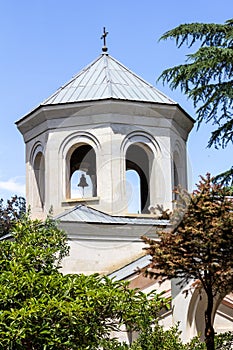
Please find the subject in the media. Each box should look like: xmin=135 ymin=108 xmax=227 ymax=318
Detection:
xmin=71 ymin=170 xmax=93 ymax=198
xmin=174 ymin=161 xmax=179 ymax=188
xmin=34 ymin=152 xmax=45 ymax=208
xmin=126 ymin=169 xmax=141 ymax=213
xmin=69 ymin=145 xmax=97 ymax=199
xmin=126 ymin=144 xmax=151 ymax=214
xmin=173 ymin=158 xmax=179 ymax=200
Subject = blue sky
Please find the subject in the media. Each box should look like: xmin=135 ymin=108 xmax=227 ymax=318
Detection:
xmin=0 ymin=0 xmax=232 ymax=201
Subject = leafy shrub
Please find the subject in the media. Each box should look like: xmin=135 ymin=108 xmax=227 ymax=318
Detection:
xmin=215 ymin=332 xmax=233 ymax=350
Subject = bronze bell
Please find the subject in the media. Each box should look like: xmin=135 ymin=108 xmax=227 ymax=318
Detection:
xmin=78 ymin=174 xmax=88 ymax=188
xmin=78 ymin=174 xmax=88 ymax=197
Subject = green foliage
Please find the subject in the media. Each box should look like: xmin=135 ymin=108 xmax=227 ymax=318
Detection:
xmin=130 ymin=324 xmax=186 ymax=350
xmin=0 ymin=215 xmax=69 ymax=273
xmin=215 ymin=331 xmax=233 ymax=349
xmin=103 ymin=326 xmax=233 ymax=350
xmin=1 ymin=204 xmax=230 ymax=349
xmin=159 ymin=19 xmax=233 ymax=185
xmin=187 ymin=337 xmax=207 ymax=350
xmin=0 ymin=215 xmax=167 ymax=349
xmin=213 ymin=167 xmax=233 ymax=188
xmin=159 ymin=19 xmax=233 ymax=148
xmin=0 ymin=195 xmax=26 ymax=238
xmin=186 ymin=332 xmax=233 ymax=350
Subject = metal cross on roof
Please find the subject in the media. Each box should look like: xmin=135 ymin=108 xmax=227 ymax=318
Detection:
xmin=101 ymin=27 xmax=108 ymax=53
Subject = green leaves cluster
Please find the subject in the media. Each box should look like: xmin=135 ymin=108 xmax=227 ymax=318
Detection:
xmin=1 ymin=199 xmax=231 ymax=349
xmin=0 ymin=216 xmax=69 ymax=273
xmin=130 ymin=325 xmax=186 ymax=350
xmin=0 ymin=215 xmax=167 ymax=349
xmin=106 ymin=326 xmax=233 ymax=350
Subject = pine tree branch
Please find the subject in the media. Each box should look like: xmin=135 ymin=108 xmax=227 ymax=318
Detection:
xmin=159 ymin=20 xmax=233 ymax=48
xmin=158 ymin=19 xmax=233 ymax=152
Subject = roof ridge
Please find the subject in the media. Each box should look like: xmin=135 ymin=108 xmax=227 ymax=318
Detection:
xmin=55 ymin=203 xmax=113 ymax=220
xmin=55 ymin=203 xmax=84 ymax=219
xmin=103 ymin=54 xmax=113 ymax=97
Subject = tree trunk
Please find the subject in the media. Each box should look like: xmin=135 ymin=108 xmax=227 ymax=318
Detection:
xmin=205 ymin=291 xmax=215 ymax=350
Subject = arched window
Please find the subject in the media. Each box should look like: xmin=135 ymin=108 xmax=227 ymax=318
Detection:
xmin=173 ymin=161 xmax=179 ymax=188
xmin=173 ymin=151 xmax=181 ymax=200
xmin=173 ymin=151 xmax=180 ymax=189
xmin=126 ymin=144 xmax=152 ymax=214
xmin=126 ymin=169 xmax=141 ymax=213
xmin=33 ymin=151 xmax=45 ymax=208
xmin=172 ymin=160 xmax=179 ymax=200
xmin=69 ymin=144 xmax=97 ymax=199
xmin=70 ymin=170 xmax=93 ymax=198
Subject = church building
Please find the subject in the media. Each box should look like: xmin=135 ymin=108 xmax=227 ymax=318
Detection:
xmin=16 ymin=30 xmax=233 ymax=342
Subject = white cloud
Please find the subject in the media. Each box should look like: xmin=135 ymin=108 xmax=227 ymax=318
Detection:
xmin=0 ymin=177 xmax=25 ymax=198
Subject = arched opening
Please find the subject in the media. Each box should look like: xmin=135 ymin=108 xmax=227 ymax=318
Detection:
xmin=70 ymin=170 xmax=93 ymax=198
xmin=69 ymin=144 xmax=97 ymax=199
xmin=33 ymin=152 xmax=45 ymax=208
xmin=173 ymin=160 xmax=179 ymax=200
xmin=126 ymin=169 xmax=141 ymax=213
xmin=173 ymin=151 xmax=180 ymax=200
xmin=187 ymin=287 xmax=233 ymax=340
xmin=126 ymin=144 xmax=151 ymax=214
xmin=173 ymin=161 xmax=179 ymax=188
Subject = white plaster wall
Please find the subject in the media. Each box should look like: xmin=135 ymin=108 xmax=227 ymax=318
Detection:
xmin=20 ymin=100 xmax=193 ymax=219
xmin=61 ymin=239 xmax=145 ymax=275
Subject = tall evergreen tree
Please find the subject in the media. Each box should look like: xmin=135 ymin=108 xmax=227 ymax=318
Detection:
xmin=159 ymin=19 xmax=233 ymax=185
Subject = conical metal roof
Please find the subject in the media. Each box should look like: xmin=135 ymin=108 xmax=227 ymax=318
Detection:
xmin=42 ymin=53 xmax=175 ymax=105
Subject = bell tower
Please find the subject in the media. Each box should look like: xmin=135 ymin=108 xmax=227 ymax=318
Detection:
xmin=15 ymin=38 xmax=233 ymax=342
xmin=16 ymin=48 xmax=194 ymax=219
